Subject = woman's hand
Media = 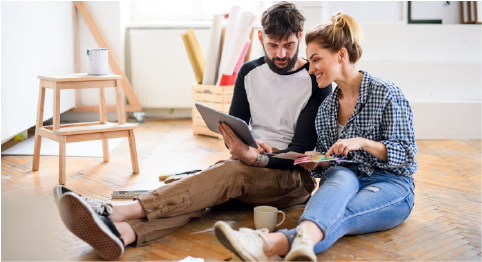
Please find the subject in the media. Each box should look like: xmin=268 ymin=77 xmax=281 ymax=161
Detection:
xmin=325 ymin=138 xmax=366 ymax=158
xmin=254 ymin=140 xmax=273 ymax=154
xmin=300 ymin=151 xmax=324 ymax=171
xmin=218 ymin=123 xmax=268 ymax=166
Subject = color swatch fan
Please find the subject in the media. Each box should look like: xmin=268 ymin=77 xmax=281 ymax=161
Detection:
xmin=294 ymin=155 xmax=353 ymax=165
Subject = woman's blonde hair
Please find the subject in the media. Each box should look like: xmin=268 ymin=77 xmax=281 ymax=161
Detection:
xmin=306 ymin=12 xmax=363 ymax=63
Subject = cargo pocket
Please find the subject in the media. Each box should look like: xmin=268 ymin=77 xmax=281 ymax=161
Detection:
xmin=145 ymin=190 xmax=192 ymax=219
xmin=277 ymin=170 xmax=302 ymax=194
xmin=254 ymin=170 xmax=294 ymax=197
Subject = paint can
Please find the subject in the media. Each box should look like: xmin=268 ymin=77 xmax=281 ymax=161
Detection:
xmin=87 ymin=48 xmax=108 ymax=75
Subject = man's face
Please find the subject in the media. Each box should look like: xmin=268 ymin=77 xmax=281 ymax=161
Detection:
xmin=259 ymin=31 xmax=302 ymax=74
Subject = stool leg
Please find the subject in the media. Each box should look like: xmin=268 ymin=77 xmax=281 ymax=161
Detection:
xmin=99 ymin=87 xmax=109 ymax=162
xmin=59 ymin=135 xmax=66 ymax=185
xmin=33 ymin=81 xmax=46 ymax=171
xmin=102 ymin=138 xmax=109 ymax=162
xmin=128 ymin=130 xmax=139 ymax=174
xmin=114 ymin=80 xmax=126 ymax=124
xmin=53 ymin=82 xmax=61 ymax=131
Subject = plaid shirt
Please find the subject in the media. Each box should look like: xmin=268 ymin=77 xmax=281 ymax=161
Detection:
xmin=311 ymin=71 xmax=417 ymax=179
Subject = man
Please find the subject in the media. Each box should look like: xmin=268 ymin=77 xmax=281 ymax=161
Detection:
xmin=56 ymin=2 xmax=332 ymax=260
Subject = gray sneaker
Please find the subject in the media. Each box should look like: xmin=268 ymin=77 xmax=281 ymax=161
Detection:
xmin=53 ymin=185 xmax=113 ymax=217
xmin=59 ymin=192 xmax=124 ymax=260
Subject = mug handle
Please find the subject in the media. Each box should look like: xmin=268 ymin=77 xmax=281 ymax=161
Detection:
xmin=276 ymin=210 xmax=286 ymax=227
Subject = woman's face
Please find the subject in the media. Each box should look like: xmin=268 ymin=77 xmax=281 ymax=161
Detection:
xmin=306 ymin=43 xmax=340 ymax=88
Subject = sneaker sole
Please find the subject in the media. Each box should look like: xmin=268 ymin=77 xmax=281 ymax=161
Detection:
xmin=59 ymin=193 xmax=124 ymax=260
xmin=53 ymin=185 xmax=63 ymax=206
xmin=214 ymin=221 xmax=258 ymax=262
xmin=284 ymin=249 xmax=317 ymax=262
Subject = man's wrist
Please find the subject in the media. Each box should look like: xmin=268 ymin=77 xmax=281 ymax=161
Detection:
xmin=249 ymin=153 xmax=269 ymax=167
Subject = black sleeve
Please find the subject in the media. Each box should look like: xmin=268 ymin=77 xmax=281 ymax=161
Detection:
xmin=225 ymin=64 xmax=251 ymax=150
xmin=266 ymin=81 xmax=333 ymax=170
xmin=228 ymin=64 xmax=251 ymax=124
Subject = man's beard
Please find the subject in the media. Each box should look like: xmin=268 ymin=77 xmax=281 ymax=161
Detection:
xmin=263 ymin=44 xmax=299 ymax=74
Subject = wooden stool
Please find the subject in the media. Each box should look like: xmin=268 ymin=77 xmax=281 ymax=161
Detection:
xmin=32 ymin=73 xmax=139 ymax=184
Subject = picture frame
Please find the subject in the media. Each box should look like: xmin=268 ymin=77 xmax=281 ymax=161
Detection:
xmin=476 ymin=1 xmax=482 ymax=23
xmin=461 ymin=1 xmax=469 ymax=23
xmin=408 ymin=1 xmax=442 ymax=24
xmin=470 ymin=1 xmax=476 ymax=23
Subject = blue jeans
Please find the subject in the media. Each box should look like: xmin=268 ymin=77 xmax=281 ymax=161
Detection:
xmin=279 ymin=165 xmax=415 ymax=254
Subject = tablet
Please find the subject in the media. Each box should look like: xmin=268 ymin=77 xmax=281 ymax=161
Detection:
xmin=195 ymin=103 xmax=258 ymax=148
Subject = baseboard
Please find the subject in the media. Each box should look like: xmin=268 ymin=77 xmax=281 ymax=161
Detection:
xmin=143 ymin=108 xmax=192 ymax=119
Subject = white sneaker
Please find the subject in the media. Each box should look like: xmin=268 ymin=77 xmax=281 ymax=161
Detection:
xmin=214 ymin=221 xmax=272 ymax=261
xmin=284 ymin=226 xmax=316 ymax=261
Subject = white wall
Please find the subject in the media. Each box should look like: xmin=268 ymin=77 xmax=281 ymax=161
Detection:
xmin=357 ymin=25 xmax=481 ymax=139
xmin=357 ymin=24 xmax=480 ymax=102
xmin=1 ymin=1 xmax=76 ymax=141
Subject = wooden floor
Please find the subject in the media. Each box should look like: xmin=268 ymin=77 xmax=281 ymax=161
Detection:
xmin=1 ymin=119 xmax=481 ymax=261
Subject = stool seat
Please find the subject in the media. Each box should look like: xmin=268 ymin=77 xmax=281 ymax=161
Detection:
xmin=53 ymin=122 xmax=136 ymax=135
xmin=32 ymin=74 xmax=139 ymax=184
xmin=37 ymin=73 xmax=121 ymax=82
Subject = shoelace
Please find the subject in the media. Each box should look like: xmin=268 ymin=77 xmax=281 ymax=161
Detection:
xmin=295 ymin=226 xmax=312 ymax=246
xmin=239 ymin=228 xmax=269 ymax=244
xmin=81 ymin=196 xmax=113 ymax=216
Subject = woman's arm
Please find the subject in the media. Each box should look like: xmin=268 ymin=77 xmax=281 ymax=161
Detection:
xmin=301 ymin=138 xmax=389 ymax=172
xmin=324 ymin=138 xmax=388 ymax=162
xmin=372 ymin=97 xmax=417 ymax=169
xmin=362 ymin=139 xmax=388 ymax=162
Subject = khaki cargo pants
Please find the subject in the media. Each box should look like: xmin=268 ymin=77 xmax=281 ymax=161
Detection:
xmin=126 ymin=157 xmax=316 ymax=246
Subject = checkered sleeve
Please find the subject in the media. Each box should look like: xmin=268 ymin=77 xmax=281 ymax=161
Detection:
xmin=371 ymin=95 xmax=417 ymax=171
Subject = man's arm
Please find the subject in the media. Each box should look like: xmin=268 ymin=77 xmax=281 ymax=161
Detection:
xmin=250 ymin=154 xmax=269 ymax=167
xmin=229 ymin=64 xmax=251 ymax=125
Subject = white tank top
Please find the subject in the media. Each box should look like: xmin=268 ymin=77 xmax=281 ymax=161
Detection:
xmin=337 ymin=122 xmax=345 ymax=140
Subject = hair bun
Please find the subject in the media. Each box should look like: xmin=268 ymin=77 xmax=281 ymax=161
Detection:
xmin=305 ymin=12 xmax=363 ymax=64
xmin=330 ymin=12 xmax=362 ymax=45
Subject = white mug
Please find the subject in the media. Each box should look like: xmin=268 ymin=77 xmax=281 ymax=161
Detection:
xmin=87 ymin=48 xmax=108 ymax=75
xmin=254 ymin=206 xmax=286 ymax=232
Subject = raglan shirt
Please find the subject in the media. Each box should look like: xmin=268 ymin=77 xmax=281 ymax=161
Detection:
xmin=229 ymin=57 xmax=332 ymax=169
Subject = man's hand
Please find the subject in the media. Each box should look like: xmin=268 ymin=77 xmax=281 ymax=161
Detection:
xmin=324 ymin=138 xmax=366 ymax=158
xmin=254 ymin=140 xmax=273 ymax=154
xmin=218 ymin=123 xmax=269 ymax=167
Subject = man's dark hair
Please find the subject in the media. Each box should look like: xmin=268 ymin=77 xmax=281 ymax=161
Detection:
xmin=261 ymin=2 xmax=306 ymax=42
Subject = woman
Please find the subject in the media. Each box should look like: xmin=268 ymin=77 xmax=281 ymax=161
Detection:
xmin=213 ymin=12 xmax=417 ymax=262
